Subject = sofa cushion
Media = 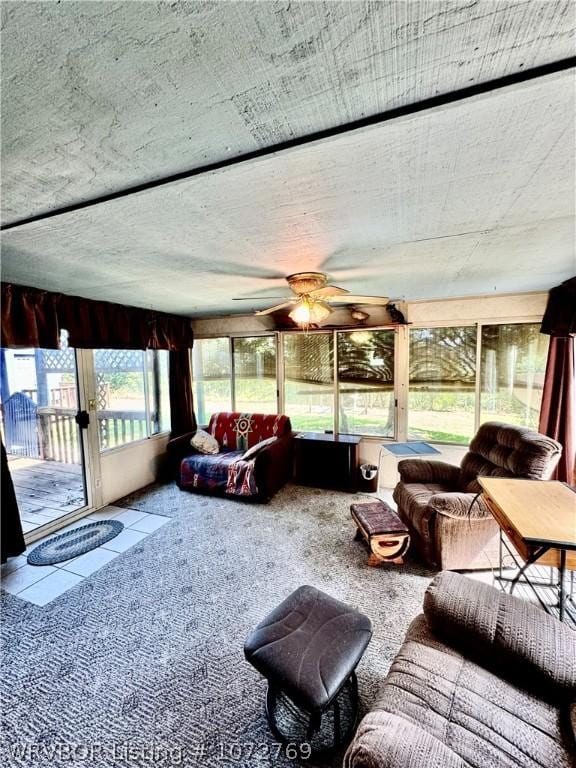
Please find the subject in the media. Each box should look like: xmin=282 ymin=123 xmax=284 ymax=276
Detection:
xmin=241 ymin=435 xmax=278 ymax=461
xmin=427 ymin=492 xmax=490 ymax=520
xmin=393 ymin=482 xmax=450 ymax=539
xmin=424 ymin=571 xmax=576 ymax=700
xmin=208 ymin=412 xmax=291 ymax=451
xmin=397 ymin=459 xmax=461 ymax=487
xmin=349 ymin=614 xmax=574 ymax=768
xmin=460 ymin=422 xmax=561 ymax=492
xmin=345 ymin=712 xmax=465 ymax=768
xmin=180 ymin=450 xmax=243 ymax=493
xmin=190 ymin=428 xmax=219 ymax=455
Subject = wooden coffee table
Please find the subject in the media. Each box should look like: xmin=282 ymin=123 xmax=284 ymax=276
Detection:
xmin=479 ymin=477 xmax=576 ymax=623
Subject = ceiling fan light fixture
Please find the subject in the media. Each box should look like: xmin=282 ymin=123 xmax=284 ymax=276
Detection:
xmin=286 ymin=272 xmax=327 ymax=295
xmin=289 ymin=299 xmax=332 ymax=328
xmin=289 ymin=301 xmax=312 ymax=325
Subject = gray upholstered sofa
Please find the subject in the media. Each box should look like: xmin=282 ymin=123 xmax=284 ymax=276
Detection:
xmin=393 ymin=422 xmax=562 ymax=570
xmin=345 ymin=571 xmax=576 ymax=768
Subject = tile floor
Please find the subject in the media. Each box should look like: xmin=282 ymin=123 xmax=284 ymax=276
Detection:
xmin=1 ymin=505 xmax=170 ymax=606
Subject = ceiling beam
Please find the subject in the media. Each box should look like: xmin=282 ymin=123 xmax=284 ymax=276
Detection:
xmin=2 ymin=56 xmax=575 ymax=233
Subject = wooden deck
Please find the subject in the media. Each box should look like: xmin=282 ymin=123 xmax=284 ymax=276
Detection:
xmin=8 ymin=455 xmax=86 ymax=534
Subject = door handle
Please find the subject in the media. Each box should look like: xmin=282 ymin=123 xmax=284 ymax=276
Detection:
xmin=75 ymin=410 xmax=90 ymax=429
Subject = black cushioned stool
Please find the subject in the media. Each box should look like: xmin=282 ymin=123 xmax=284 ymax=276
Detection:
xmin=244 ymin=585 xmax=372 ymax=753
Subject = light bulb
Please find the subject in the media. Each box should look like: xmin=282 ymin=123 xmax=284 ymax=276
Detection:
xmin=289 ymin=302 xmax=312 ymax=325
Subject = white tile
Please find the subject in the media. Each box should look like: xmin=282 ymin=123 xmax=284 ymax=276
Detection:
xmin=129 ymin=514 xmax=169 ymax=533
xmin=86 ymin=506 xmax=124 ymax=521
xmin=1 ymin=555 xmax=28 ymax=576
xmin=101 ymin=528 xmax=148 ymax=553
xmin=61 ymin=547 xmax=119 ymax=577
xmin=112 ymin=508 xmax=147 ymax=526
xmin=17 ymin=569 xmax=84 ymax=606
xmin=1 ymin=564 xmax=56 ymax=594
xmin=53 ymin=554 xmax=81 ymax=568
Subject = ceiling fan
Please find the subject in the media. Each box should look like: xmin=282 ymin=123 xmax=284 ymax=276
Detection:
xmin=234 ymin=272 xmax=388 ymax=328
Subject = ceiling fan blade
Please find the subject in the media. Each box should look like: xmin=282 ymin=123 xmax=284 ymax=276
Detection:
xmin=326 ymin=295 xmax=389 ymax=305
xmin=308 ymin=285 xmax=349 ymax=299
xmin=255 ymin=301 xmax=297 ymax=315
xmin=232 ymin=296 xmax=287 ymax=300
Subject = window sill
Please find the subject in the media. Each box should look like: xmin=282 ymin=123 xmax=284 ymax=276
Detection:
xmin=99 ymin=431 xmax=170 ymax=456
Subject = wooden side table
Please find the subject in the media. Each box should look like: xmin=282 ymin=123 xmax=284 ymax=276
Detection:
xmin=294 ymin=433 xmax=361 ymax=492
xmin=479 ymin=477 xmax=576 ymax=624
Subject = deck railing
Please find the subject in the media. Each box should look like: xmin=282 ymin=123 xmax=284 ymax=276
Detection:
xmin=96 ymin=410 xmax=148 ymax=451
xmin=1 ymin=407 xmax=149 ymax=461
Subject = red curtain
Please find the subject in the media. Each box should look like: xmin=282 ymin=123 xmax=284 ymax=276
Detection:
xmin=539 ymin=337 xmax=575 ymax=482
xmin=1 ymin=283 xmax=194 ymax=350
xmin=169 ymin=350 xmax=197 ymax=438
xmin=1 ymin=284 xmax=60 ymax=348
xmin=539 ymin=277 xmax=576 ymax=483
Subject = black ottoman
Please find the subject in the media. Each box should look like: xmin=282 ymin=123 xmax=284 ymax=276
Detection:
xmin=244 ymin=585 xmax=372 ymax=753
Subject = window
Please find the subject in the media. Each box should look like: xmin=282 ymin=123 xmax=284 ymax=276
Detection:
xmin=337 ymin=329 xmax=395 ymax=436
xmin=409 ymin=326 xmax=476 ymax=445
xmin=283 ymin=333 xmax=334 ymax=431
xmin=192 ymin=338 xmax=232 ymax=425
xmin=480 ymin=323 xmax=548 ymax=430
xmin=191 ymin=322 xmax=546 ymax=445
xmin=95 ymin=349 xmax=171 ymax=451
xmin=232 ymin=336 xmax=277 ymax=414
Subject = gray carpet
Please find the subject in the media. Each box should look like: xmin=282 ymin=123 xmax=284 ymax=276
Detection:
xmin=1 ymin=483 xmax=435 ymax=767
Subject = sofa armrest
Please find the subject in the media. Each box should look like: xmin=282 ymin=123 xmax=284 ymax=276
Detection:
xmin=344 ymin=712 xmax=466 ymax=768
xmin=397 ymin=459 xmax=460 ymax=486
xmin=254 ymin=432 xmax=294 ymax=499
xmin=167 ymin=431 xmax=196 ymax=457
xmin=424 ymin=571 xmax=576 ymax=700
xmin=427 ymin=492 xmax=490 ymax=520
xmin=166 ymin=432 xmax=198 ymax=478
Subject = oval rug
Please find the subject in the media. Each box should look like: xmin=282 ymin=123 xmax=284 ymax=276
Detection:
xmin=27 ymin=520 xmax=124 ymax=566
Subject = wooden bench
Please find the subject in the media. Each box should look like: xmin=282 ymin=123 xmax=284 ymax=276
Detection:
xmin=350 ymin=501 xmax=410 ymax=566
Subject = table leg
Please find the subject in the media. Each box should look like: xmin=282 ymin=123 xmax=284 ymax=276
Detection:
xmin=509 ymin=546 xmax=548 ymax=595
xmin=559 ymin=549 xmax=566 ymax=622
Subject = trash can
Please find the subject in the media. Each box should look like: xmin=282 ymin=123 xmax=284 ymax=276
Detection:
xmin=359 ymin=463 xmax=378 ymax=493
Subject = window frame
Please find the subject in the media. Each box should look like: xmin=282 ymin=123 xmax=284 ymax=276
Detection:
xmin=192 ymin=333 xmax=280 ymax=422
xmin=231 ymin=334 xmax=279 ymax=416
xmin=192 ymin=313 xmax=545 ymax=446
xmin=336 ymin=328 xmax=397 ymax=439
xmin=476 ymin=320 xmax=548 ymax=433
xmin=281 ymin=329 xmax=336 ymax=434
xmin=406 ymin=315 xmax=546 ymax=445
xmin=407 ymin=323 xmax=478 ymax=446
xmin=95 ymin=348 xmax=171 ymax=454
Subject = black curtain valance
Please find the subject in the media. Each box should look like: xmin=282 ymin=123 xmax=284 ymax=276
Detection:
xmin=1 ymin=283 xmax=194 ymax=350
xmin=540 ymin=276 xmax=576 ymax=337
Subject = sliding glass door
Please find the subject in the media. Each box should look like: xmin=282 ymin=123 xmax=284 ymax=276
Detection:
xmin=0 ymin=346 xmax=91 ymax=536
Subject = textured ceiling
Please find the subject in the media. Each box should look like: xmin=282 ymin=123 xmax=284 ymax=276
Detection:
xmin=1 ymin=1 xmax=575 ymax=315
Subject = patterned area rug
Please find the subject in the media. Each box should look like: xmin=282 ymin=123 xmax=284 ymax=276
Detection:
xmin=1 ymin=483 xmax=435 ymax=768
xmin=27 ymin=520 xmax=124 ymax=566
